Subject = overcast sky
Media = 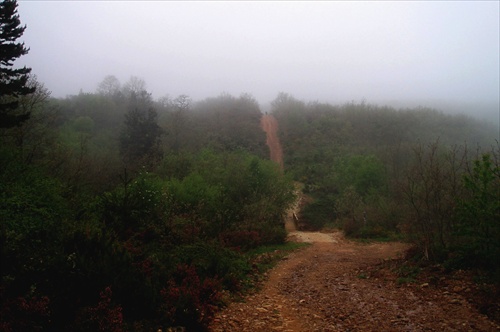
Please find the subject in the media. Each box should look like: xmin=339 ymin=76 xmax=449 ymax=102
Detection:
xmin=17 ymin=1 xmax=499 ymax=113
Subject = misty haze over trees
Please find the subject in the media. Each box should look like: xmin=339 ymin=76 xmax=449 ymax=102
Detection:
xmin=16 ymin=1 xmax=500 ymax=125
xmin=1 ymin=0 xmax=499 ymax=331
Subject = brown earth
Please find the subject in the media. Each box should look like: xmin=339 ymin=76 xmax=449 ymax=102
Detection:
xmin=261 ymin=114 xmax=284 ymax=170
xmin=207 ymin=115 xmax=500 ymax=331
xmin=209 ymin=232 xmax=499 ymax=331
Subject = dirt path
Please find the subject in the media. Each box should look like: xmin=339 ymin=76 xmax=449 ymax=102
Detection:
xmin=261 ymin=114 xmax=284 ymax=170
xmin=208 ymin=115 xmax=499 ymax=331
xmin=209 ymin=233 xmax=499 ymax=331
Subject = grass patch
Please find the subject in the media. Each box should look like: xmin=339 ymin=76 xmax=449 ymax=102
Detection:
xmin=350 ymin=233 xmax=403 ymax=244
xmin=225 ymin=241 xmax=309 ymax=297
xmin=394 ymin=263 xmax=421 ymax=285
xmin=396 ymin=277 xmax=417 ymax=285
xmin=247 ymin=241 xmax=310 ymax=256
xmin=246 ymin=242 xmax=310 ymax=275
xmin=351 ymin=237 xmax=393 ymax=244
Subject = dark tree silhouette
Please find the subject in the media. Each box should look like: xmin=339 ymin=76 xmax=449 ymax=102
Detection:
xmin=120 ymin=92 xmax=163 ymax=168
xmin=0 ymin=0 xmax=35 ymax=128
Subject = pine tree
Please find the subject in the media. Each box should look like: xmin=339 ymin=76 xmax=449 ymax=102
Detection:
xmin=0 ymin=0 xmax=35 ymax=128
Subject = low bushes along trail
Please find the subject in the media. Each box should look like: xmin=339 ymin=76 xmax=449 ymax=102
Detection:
xmin=209 ymin=232 xmax=499 ymax=331
xmin=208 ymin=115 xmax=500 ymax=331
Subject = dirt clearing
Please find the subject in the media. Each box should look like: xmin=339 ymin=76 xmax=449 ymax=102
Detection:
xmin=209 ymin=232 xmax=499 ymax=331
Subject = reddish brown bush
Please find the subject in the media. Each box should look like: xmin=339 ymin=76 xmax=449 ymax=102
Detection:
xmin=160 ymin=264 xmax=223 ymax=329
xmin=219 ymin=230 xmax=261 ymax=250
xmin=77 ymin=287 xmax=123 ymax=332
xmin=0 ymin=294 xmax=50 ymax=332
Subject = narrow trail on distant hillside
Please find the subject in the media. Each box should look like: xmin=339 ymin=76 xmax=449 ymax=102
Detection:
xmin=261 ymin=114 xmax=284 ymax=170
xmin=260 ymin=113 xmax=297 ymax=232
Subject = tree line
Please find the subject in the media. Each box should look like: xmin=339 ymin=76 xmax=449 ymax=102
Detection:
xmin=271 ymin=92 xmax=499 ymax=273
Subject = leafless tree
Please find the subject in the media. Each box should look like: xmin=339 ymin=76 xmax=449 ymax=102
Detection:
xmin=97 ymin=75 xmax=121 ymax=97
xmin=401 ymin=140 xmax=467 ymax=260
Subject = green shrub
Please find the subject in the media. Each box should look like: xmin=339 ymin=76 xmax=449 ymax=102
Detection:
xmin=454 ymin=153 xmax=500 ymax=271
xmin=300 ymin=197 xmax=336 ymax=231
xmin=168 ymin=242 xmax=251 ymax=292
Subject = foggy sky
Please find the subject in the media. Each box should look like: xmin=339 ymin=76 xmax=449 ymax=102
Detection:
xmin=17 ymin=1 xmax=500 ymax=114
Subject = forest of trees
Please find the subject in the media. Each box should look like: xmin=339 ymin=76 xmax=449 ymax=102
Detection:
xmin=271 ymin=92 xmax=499 ymax=270
xmin=1 ymin=72 xmax=298 ymax=330
xmin=2 ymin=75 xmax=498 ymax=330
xmin=1 ymin=2 xmax=499 ymax=330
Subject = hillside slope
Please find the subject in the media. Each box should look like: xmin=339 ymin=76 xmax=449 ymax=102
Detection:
xmin=208 ymin=115 xmax=500 ymax=331
xmin=260 ymin=114 xmax=284 ymax=170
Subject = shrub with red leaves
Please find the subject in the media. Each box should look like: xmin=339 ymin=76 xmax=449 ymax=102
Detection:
xmin=0 ymin=293 xmax=50 ymax=332
xmin=160 ymin=264 xmax=223 ymax=329
xmin=78 ymin=287 xmax=123 ymax=332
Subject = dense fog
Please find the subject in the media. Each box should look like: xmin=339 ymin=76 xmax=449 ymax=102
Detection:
xmin=18 ymin=2 xmax=499 ymax=122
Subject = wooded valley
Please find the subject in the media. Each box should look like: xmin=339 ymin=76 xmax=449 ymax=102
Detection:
xmin=0 ymin=0 xmax=500 ymax=332
xmin=1 ymin=75 xmax=499 ymax=330
xmin=1 ymin=3 xmax=498 ymax=329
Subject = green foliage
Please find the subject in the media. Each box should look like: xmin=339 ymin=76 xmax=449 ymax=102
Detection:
xmin=0 ymin=156 xmax=76 ymax=330
xmin=0 ymin=156 xmax=138 ymax=330
xmin=0 ymin=150 xmax=289 ymax=329
xmin=59 ymin=117 xmax=94 ymax=151
xmin=166 ymin=93 xmax=268 ymax=158
xmin=56 ymin=92 xmax=123 ymax=130
xmin=158 ymin=152 xmax=195 ymax=180
xmin=0 ymin=157 xmax=69 ymax=279
xmin=35 ymin=149 xmax=293 ymax=328
xmin=454 ymin=153 xmax=500 ymax=270
xmin=395 ymin=263 xmax=421 ymax=284
xmin=299 ymin=154 xmax=388 ymax=233
xmin=6 ymin=82 xmax=499 ymax=331
xmin=72 ymin=115 xmax=95 ymax=133
xmin=166 ymin=172 xmax=220 ymax=216
xmin=273 ymin=97 xmax=497 ymax=242
xmin=168 ymin=242 xmax=251 ymax=292
xmin=2 ymin=83 xmax=294 ymax=330
xmin=333 ymin=154 xmax=386 ymax=197
xmin=0 ymin=76 xmax=56 ymax=165
xmin=163 ymin=150 xmax=295 ymax=244
xmin=397 ymin=142 xmax=500 ymax=278
xmin=400 ymin=142 xmax=465 ymax=261
xmin=300 ymin=195 xmax=337 ymax=231
xmin=120 ymin=100 xmax=163 ymax=169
